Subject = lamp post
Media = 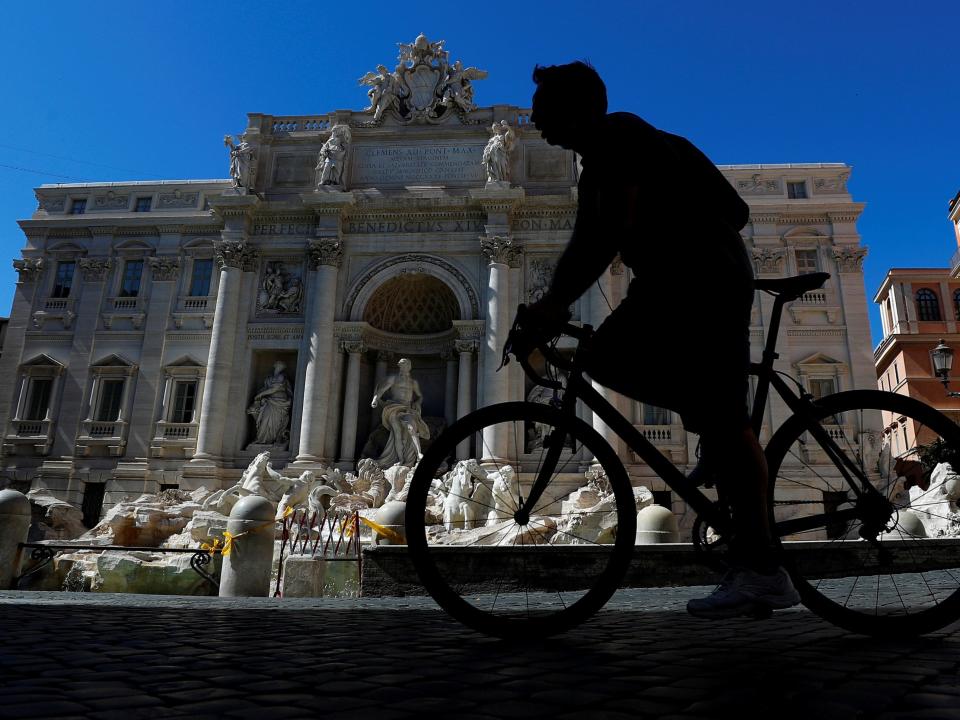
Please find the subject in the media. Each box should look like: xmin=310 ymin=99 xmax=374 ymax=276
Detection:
xmin=930 ymin=339 xmax=960 ymax=397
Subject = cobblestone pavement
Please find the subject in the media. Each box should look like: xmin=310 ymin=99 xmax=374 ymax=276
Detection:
xmin=2 ymin=587 xmax=960 ymax=719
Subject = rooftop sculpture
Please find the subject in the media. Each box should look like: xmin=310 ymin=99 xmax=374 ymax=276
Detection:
xmin=358 ymin=33 xmax=488 ymax=123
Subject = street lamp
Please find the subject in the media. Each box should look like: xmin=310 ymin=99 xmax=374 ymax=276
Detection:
xmin=930 ymin=339 xmax=960 ymax=396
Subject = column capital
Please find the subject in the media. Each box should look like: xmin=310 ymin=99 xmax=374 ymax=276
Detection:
xmin=480 ymin=235 xmax=519 ymax=266
xmin=832 ymin=245 xmax=867 ymax=273
xmin=751 ymin=247 xmax=785 ymax=275
xmin=214 ymin=240 xmax=259 ymax=271
xmin=13 ymin=257 xmax=44 ymax=282
xmin=341 ymin=339 xmax=366 ymax=354
xmin=78 ymin=257 xmax=113 ymax=281
xmin=454 ymin=339 xmax=478 ymax=354
xmin=148 ymin=256 xmax=182 ymax=281
xmin=308 ymin=238 xmax=343 ymax=269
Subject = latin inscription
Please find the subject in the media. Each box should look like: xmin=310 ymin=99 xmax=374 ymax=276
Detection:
xmin=351 ymin=143 xmax=486 ymax=185
xmin=251 ymin=223 xmax=313 ymax=236
xmin=514 ymin=217 xmax=575 ymax=231
xmin=346 ymin=219 xmax=484 ymax=234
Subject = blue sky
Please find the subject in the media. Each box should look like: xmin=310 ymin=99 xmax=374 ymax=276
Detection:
xmin=0 ymin=0 xmax=956 ymax=345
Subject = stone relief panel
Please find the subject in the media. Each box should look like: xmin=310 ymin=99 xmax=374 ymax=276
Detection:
xmin=38 ymin=196 xmax=65 ymax=212
xmin=272 ymin=154 xmax=315 ymax=188
xmin=257 ymin=260 xmax=304 ymax=315
xmin=737 ymin=175 xmax=782 ymax=195
xmin=93 ymin=192 xmax=129 ymax=210
xmin=157 ymin=190 xmax=200 ymax=209
xmin=813 ymin=174 xmax=849 ymax=194
xmin=527 ymin=257 xmax=557 ymax=304
xmin=525 ymin=147 xmax=570 ymax=182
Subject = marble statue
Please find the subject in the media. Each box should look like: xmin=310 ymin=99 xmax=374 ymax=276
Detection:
xmin=359 ymin=35 xmax=487 ymax=123
xmin=370 ymin=358 xmax=430 ymax=467
xmin=276 ymin=470 xmax=317 ymax=521
xmin=525 ymin=382 xmax=564 ymax=450
xmin=488 ymin=464 xmax=519 ymax=525
xmin=482 ymin=121 xmax=516 ymax=184
xmin=905 ymin=462 xmax=960 ymax=537
xmin=440 ymin=60 xmax=489 ymax=114
xmin=358 ymin=64 xmax=407 ymax=122
xmin=315 ymin=124 xmax=352 ymax=187
xmin=224 ymin=134 xmax=256 ymax=190
xmin=247 ymin=361 xmax=293 ymax=447
xmin=202 ymin=451 xmax=293 ymax=514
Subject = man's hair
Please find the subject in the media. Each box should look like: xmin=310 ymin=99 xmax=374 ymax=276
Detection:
xmin=532 ymin=61 xmax=607 ymax=116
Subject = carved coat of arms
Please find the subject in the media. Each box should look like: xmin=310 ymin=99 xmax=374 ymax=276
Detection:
xmin=358 ymin=33 xmax=488 ymax=123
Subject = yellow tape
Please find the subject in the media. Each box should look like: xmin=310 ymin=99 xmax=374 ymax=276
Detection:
xmin=360 ymin=516 xmax=404 ymax=544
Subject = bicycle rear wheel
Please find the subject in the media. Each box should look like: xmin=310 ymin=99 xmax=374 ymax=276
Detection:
xmin=766 ymin=390 xmax=960 ymax=635
xmin=405 ymin=402 xmax=636 ymax=638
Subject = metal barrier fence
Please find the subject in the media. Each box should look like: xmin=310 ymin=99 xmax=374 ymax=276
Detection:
xmin=273 ymin=509 xmax=361 ymax=597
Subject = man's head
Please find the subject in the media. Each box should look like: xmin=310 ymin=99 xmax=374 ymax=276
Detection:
xmin=398 ymin=358 xmax=412 ymax=374
xmin=531 ymin=61 xmax=607 ymax=153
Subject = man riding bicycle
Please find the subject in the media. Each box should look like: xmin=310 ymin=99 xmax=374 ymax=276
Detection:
xmin=524 ymin=61 xmax=800 ymax=619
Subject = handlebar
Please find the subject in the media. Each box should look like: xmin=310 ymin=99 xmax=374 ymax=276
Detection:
xmin=500 ymin=304 xmax=592 ymax=391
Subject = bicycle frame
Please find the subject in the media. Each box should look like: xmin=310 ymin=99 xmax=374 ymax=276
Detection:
xmin=517 ymin=277 xmax=882 ymax=541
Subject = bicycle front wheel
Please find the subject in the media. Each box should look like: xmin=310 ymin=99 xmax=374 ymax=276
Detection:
xmin=767 ymin=390 xmax=960 ymax=635
xmin=405 ymin=402 xmax=636 ymax=638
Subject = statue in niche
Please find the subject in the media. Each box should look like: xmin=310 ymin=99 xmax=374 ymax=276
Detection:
xmin=247 ymin=361 xmax=293 ymax=448
xmin=260 ymin=262 xmax=303 ymax=314
xmin=482 ymin=121 xmax=516 ymax=185
xmin=224 ymin=134 xmax=256 ymax=190
xmin=370 ymin=358 xmax=430 ymax=467
xmin=358 ymin=64 xmax=408 ymax=122
xmin=315 ymin=124 xmax=352 ymax=187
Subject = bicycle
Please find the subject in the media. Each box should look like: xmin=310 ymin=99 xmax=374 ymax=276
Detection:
xmin=405 ymin=271 xmax=960 ymax=638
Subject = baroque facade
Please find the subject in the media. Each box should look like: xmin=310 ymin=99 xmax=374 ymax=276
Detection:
xmin=0 ymin=37 xmax=875 ymax=525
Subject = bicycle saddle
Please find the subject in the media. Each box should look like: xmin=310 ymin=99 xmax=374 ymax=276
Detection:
xmin=755 ymin=272 xmax=830 ymax=301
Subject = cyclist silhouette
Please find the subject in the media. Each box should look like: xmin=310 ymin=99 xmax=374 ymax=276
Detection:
xmin=525 ymin=61 xmax=800 ymax=618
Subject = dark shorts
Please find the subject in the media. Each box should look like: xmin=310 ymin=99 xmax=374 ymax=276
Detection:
xmin=580 ymin=278 xmax=753 ymax=435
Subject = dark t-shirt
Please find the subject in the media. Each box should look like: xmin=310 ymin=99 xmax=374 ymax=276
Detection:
xmin=577 ymin=112 xmax=753 ymax=296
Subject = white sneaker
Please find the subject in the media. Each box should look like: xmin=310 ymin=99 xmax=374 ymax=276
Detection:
xmin=686 ymin=566 xmax=801 ymax=619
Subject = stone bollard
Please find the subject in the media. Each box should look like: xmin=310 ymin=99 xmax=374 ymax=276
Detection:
xmin=219 ymin=495 xmax=276 ymax=598
xmin=635 ymin=504 xmax=680 ymax=544
xmin=0 ymin=489 xmax=31 ymax=590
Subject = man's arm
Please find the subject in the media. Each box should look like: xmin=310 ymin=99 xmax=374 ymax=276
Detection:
xmin=541 ymin=182 xmax=640 ymax=311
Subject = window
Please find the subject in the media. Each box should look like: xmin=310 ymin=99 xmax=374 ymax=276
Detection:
xmin=51 ymin=261 xmax=75 ymax=298
xmin=643 ymin=404 xmax=671 ymax=425
xmin=170 ymin=381 xmax=197 ymax=424
xmin=70 ymin=199 xmax=87 ymax=214
xmin=24 ymin=378 xmax=52 ymax=421
xmin=915 ymin=288 xmax=942 ymax=321
xmin=119 ymin=260 xmax=144 ymax=297
xmin=96 ymin=379 xmax=125 ymax=421
xmin=133 ymin=197 xmax=152 ymax=212
xmin=189 ymin=258 xmax=213 ymax=296
xmin=787 ymin=182 xmax=807 ymax=199
xmin=809 ymin=378 xmax=836 ymax=400
xmin=894 ymin=362 xmax=900 ymax=385
xmin=953 ymin=290 xmax=960 ymax=320
xmin=795 ymin=249 xmax=819 ymax=274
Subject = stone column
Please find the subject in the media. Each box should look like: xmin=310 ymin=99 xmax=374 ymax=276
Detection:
xmin=443 ymin=350 xmax=457 ymax=427
xmin=124 ymin=256 xmax=180 ymax=460
xmin=192 ymin=238 xmax=259 ymax=463
xmin=0 ymin=257 xmax=44 ymax=445
xmin=455 ymin=339 xmax=477 ymax=460
xmin=832 ymin=246 xmax=875 ymax=393
xmin=323 ymin=349 xmax=345 ymax=461
xmin=479 ymin=236 xmax=515 ymax=460
xmin=508 ymin=251 xmax=524 ymax=404
xmin=293 ymin=239 xmax=342 ymax=466
xmin=338 ymin=340 xmax=365 ymax=464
